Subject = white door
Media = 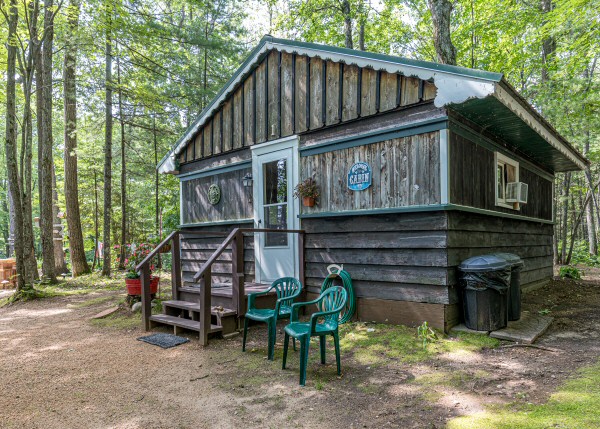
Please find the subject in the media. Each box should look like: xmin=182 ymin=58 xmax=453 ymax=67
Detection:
xmin=252 ymin=137 xmax=299 ymax=283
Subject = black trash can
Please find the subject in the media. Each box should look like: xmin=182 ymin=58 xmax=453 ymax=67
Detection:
xmin=458 ymin=255 xmax=511 ymax=331
xmin=494 ymin=253 xmax=524 ymax=321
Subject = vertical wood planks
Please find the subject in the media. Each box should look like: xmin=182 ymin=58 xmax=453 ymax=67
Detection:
xmin=401 ymin=76 xmax=421 ymax=106
xmin=268 ymin=51 xmax=280 ymax=140
xmin=281 ymin=52 xmax=294 ymax=137
xmin=295 ymin=55 xmax=308 ymax=133
xmin=379 ymin=71 xmax=398 ymax=112
xmin=194 ymin=133 xmax=203 ymax=159
xmin=325 ymin=62 xmax=340 ymax=126
xmin=300 ymin=131 xmax=441 ymax=214
xmin=233 ymin=88 xmax=243 ymax=149
xmin=213 ymin=110 xmax=222 ymax=155
xmin=342 ymin=64 xmax=359 ymax=121
xmin=310 ymin=57 xmax=323 ymax=129
xmin=361 ymin=68 xmax=378 ymax=116
xmin=244 ymin=75 xmax=254 ymax=145
xmin=255 ymin=60 xmax=266 ymax=143
xmin=203 ymin=121 xmax=212 ymax=157
xmin=222 ymin=101 xmax=232 ymax=152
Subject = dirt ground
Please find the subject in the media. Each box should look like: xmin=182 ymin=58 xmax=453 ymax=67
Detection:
xmin=1 ymin=269 xmax=600 ymax=429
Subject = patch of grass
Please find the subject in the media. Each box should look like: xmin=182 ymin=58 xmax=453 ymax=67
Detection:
xmin=338 ymin=323 xmax=498 ymax=366
xmin=90 ymin=311 xmax=141 ymax=330
xmin=69 ymin=295 xmax=120 ymax=308
xmin=413 ymin=370 xmax=475 ymax=389
xmin=448 ymin=360 xmax=600 ymax=429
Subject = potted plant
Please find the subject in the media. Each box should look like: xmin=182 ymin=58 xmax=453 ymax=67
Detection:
xmin=116 ymin=243 xmax=160 ymax=296
xmin=294 ymin=178 xmax=320 ymax=207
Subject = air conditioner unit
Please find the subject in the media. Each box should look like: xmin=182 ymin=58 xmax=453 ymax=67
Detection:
xmin=506 ymin=182 xmax=528 ymax=204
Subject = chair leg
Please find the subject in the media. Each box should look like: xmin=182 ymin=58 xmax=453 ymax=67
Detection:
xmin=282 ymin=332 xmax=290 ymax=369
xmin=333 ymin=331 xmax=341 ymax=375
xmin=267 ymin=318 xmax=277 ymax=361
xmin=242 ymin=317 xmax=249 ymax=352
xmin=300 ymin=336 xmax=310 ymax=386
xmin=293 ymin=337 xmax=297 ymax=351
xmin=319 ymin=335 xmax=326 ymax=364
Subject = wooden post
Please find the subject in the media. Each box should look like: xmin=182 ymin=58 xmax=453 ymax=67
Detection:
xmin=298 ymin=232 xmax=306 ymax=301
xmin=140 ymin=263 xmax=152 ymax=331
xmin=198 ymin=266 xmax=212 ymax=346
xmin=171 ymin=232 xmax=181 ymax=301
xmin=231 ymin=231 xmax=245 ymax=318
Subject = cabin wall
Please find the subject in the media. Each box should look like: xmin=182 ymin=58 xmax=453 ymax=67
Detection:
xmin=301 ymin=211 xmax=458 ymax=330
xmin=177 ymin=50 xmax=437 ymax=166
xmin=446 ymin=211 xmax=554 ymax=287
xmin=448 ymin=128 xmax=554 ymax=221
xmin=179 ymin=224 xmax=255 ymax=288
xmin=301 ymin=131 xmax=441 ymax=213
xmin=180 ymin=166 xmax=252 ymax=225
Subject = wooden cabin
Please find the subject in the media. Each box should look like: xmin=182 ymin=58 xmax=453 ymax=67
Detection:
xmin=149 ymin=36 xmax=586 ymax=340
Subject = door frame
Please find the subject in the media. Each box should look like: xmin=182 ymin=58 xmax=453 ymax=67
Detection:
xmin=251 ymin=135 xmax=300 ymax=283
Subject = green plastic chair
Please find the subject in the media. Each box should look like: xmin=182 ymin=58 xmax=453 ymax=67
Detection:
xmin=242 ymin=277 xmax=303 ymax=361
xmin=282 ymin=286 xmax=348 ymax=386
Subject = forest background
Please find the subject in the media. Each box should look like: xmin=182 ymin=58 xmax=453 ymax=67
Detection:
xmin=0 ymin=0 xmax=598 ymax=288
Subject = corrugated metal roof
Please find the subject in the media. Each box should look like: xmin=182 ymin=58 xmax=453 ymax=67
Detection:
xmin=157 ymin=35 xmax=587 ymax=174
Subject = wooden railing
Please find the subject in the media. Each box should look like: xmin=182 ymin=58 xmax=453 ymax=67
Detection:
xmin=135 ymin=230 xmax=227 ymax=332
xmin=136 ymin=227 xmax=305 ymax=345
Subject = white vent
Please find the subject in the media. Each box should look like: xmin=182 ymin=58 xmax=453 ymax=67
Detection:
xmin=506 ymin=182 xmax=528 ymax=204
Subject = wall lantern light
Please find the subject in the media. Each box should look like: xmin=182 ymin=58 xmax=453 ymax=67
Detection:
xmin=242 ymin=173 xmax=253 ymax=188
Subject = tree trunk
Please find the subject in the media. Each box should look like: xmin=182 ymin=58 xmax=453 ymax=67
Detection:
xmin=540 ymin=0 xmax=555 ymax=83
xmin=154 ymin=115 xmax=161 ymax=269
xmin=92 ymin=170 xmax=99 ymax=271
xmin=4 ymin=0 xmax=28 ymax=291
xmin=427 ymin=0 xmax=457 ymax=65
xmin=117 ymin=53 xmax=126 ymax=270
xmin=51 ymin=162 xmax=68 ymax=274
xmin=8 ymin=186 xmax=16 ymax=257
xmin=553 ymin=180 xmax=559 ymax=264
xmin=342 ymin=0 xmax=353 ymax=49
xmin=560 ymin=173 xmax=571 ymax=264
xmin=102 ymin=1 xmax=113 ymax=276
xmin=63 ymin=0 xmax=90 ymax=277
xmin=35 ymin=0 xmax=57 ymax=282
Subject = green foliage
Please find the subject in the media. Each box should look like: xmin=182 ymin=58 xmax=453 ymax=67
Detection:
xmin=448 ymin=360 xmax=600 ymax=429
xmin=416 ymin=321 xmax=437 ymax=350
xmin=293 ymin=178 xmax=320 ymax=199
xmin=571 ymin=241 xmax=600 ymax=267
xmin=339 ymin=323 xmax=498 ymax=366
xmin=559 ymin=265 xmax=582 ymax=280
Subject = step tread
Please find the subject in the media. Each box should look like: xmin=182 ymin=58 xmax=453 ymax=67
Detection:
xmin=163 ymin=300 xmax=237 ymax=316
xmin=149 ymin=314 xmax=222 ymax=333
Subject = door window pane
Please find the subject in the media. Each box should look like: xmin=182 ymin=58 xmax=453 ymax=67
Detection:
xmin=264 ymin=205 xmax=288 ymax=247
xmin=263 ymin=159 xmax=287 ymax=204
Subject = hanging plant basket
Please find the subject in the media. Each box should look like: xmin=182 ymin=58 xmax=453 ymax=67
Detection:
xmin=302 ymin=196 xmax=316 ymax=207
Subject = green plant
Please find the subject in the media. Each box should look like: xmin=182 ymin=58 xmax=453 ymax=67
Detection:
xmin=417 ymin=321 xmax=438 ymax=350
xmin=293 ymin=178 xmax=320 ymax=199
xmin=115 ymin=243 xmax=156 ymax=278
xmin=559 ymin=265 xmax=581 ymax=280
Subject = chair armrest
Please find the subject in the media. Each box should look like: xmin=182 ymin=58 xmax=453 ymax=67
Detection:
xmin=310 ymin=309 xmax=339 ymax=333
xmin=247 ymin=285 xmax=274 ymax=310
xmin=290 ymin=298 xmax=321 ymax=322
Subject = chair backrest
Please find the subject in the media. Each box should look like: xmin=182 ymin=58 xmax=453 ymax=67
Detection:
xmin=317 ymin=286 xmax=348 ymax=326
xmin=272 ymin=277 xmax=302 ymax=307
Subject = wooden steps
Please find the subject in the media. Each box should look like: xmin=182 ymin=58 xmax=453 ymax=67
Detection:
xmin=149 ymin=314 xmax=222 ymax=333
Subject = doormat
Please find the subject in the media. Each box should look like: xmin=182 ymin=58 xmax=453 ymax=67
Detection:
xmin=137 ymin=333 xmax=190 ymax=349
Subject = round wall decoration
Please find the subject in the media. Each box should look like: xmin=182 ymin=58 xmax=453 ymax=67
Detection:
xmin=208 ymin=184 xmax=221 ymax=205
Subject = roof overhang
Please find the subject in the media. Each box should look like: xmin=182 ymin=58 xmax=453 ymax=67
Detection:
xmin=158 ymin=36 xmax=587 ymax=174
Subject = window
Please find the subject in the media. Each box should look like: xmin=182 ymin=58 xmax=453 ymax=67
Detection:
xmin=495 ymin=152 xmax=519 ymax=209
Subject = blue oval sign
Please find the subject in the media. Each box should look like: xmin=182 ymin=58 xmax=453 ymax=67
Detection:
xmin=348 ymin=162 xmax=372 ymax=191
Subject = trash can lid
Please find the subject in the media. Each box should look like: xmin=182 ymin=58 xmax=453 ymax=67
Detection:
xmin=494 ymin=252 xmax=525 ymax=268
xmin=458 ymin=254 xmax=510 ymax=272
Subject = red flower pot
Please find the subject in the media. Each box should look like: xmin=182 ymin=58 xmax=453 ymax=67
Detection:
xmin=303 ymin=196 xmax=316 ymax=207
xmin=126 ymin=276 xmax=159 ymax=296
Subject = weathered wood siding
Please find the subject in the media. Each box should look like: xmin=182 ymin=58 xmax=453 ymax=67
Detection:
xmin=446 ymin=211 xmax=554 ymax=286
xmin=449 ymin=131 xmax=554 ymax=221
xmin=302 ymin=212 xmax=457 ymax=306
xmin=301 ymin=131 xmax=441 ymax=213
xmin=180 ymin=167 xmax=252 ymax=225
xmin=178 ymin=49 xmax=437 ymax=166
xmin=179 ymin=224 xmax=255 ymax=286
